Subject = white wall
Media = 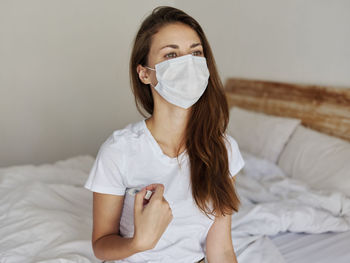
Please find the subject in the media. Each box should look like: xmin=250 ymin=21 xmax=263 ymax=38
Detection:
xmin=1 ymin=0 xmax=349 ymax=166
xmin=0 ymin=0 xmax=174 ymax=167
xmin=175 ymin=0 xmax=350 ymax=87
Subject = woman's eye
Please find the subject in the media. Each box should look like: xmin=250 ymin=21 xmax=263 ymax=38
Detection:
xmin=164 ymin=50 xmax=202 ymax=59
xmin=165 ymin=52 xmax=177 ymax=59
xmin=192 ymin=50 xmax=202 ymax=56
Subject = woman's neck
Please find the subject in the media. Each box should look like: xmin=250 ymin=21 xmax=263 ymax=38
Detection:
xmin=145 ymin=107 xmax=190 ymax=157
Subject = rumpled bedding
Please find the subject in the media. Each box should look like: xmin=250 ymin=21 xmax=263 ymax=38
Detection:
xmin=233 ymin=152 xmax=350 ymax=263
xmin=0 ymin=153 xmax=349 ymax=263
xmin=0 ymin=156 xmax=98 ymax=263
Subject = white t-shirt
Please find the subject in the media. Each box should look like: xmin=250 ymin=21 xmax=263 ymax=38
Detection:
xmin=84 ymin=119 xmax=245 ymax=263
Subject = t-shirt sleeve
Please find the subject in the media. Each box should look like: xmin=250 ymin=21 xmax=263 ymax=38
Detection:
xmin=225 ymin=134 xmax=245 ymax=177
xmin=84 ymin=139 xmax=126 ymax=196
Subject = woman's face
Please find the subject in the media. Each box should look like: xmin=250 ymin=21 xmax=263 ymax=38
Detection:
xmin=137 ymin=22 xmax=204 ymax=87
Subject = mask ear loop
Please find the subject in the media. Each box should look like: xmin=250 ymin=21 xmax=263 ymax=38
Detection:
xmin=144 ymin=65 xmax=156 ymax=87
xmin=145 ymin=66 xmax=155 ymax=71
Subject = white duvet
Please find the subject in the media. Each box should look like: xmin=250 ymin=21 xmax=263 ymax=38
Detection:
xmin=233 ymin=152 xmax=350 ymax=263
xmin=0 ymin=156 xmax=97 ymax=263
xmin=0 ymin=152 xmax=349 ymax=263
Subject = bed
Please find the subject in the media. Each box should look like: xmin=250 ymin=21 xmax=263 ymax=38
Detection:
xmin=225 ymin=78 xmax=350 ymax=263
xmin=0 ymin=78 xmax=349 ymax=263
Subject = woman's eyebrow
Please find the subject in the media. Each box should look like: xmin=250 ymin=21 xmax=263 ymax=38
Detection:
xmin=190 ymin=43 xmax=202 ymax=48
xmin=159 ymin=43 xmax=202 ymax=50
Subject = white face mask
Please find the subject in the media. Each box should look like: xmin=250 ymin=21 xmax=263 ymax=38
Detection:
xmin=145 ymin=54 xmax=210 ymax=109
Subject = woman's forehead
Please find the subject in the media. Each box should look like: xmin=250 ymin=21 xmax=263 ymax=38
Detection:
xmin=151 ymin=23 xmax=201 ymax=50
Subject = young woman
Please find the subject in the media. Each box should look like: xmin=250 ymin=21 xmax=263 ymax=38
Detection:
xmin=84 ymin=6 xmax=244 ymax=263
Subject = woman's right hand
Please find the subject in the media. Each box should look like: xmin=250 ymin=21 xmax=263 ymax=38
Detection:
xmin=132 ymin=184 xmax=173 ymax=252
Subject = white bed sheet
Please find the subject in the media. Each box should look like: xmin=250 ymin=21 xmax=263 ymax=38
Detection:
xmin=232 ymin=151 xmax=350 ymax=263
xmin=270 ymin=230 xmax=350 ymax=263
xmin=0 ymin=152 xmax=349 ymax=263
xmin=0 ymin=155 xmax=100 ymax=263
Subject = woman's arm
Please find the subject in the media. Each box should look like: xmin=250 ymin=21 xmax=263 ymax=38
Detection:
xmin=205 ymin=177 xmax=238 ymax=263
xmin=92 ymin=192 xmax=141 ymax=260
xmin=92 ymin=184 xmax=173 ymax=260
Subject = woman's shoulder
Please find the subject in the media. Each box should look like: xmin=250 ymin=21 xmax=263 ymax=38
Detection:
xmin=224 ymin=133 xmax=240 ymax=150
xmin=102 ymin=119 xmax=147 ymax=151
xmin=88 ymin=120 xmax=147 ymax=183
xmin=224 ymin=133 xmax=245 ymax=176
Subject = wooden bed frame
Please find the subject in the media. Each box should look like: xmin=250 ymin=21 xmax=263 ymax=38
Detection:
xmin=224 ymin=78 xmax=350 ymax=142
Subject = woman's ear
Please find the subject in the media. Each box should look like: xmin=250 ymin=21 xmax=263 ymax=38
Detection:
xmin=136 ymin=65 xmax=152 ymax=85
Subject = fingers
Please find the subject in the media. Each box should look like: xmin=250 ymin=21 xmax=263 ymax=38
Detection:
xmin=142 ymin=183 xmax=165 ymax=200
xmin=144 ymin=183 xmax=161 ymax=192
xmin=151 ymin=184 xmax=165 ymax=199
xmin=134 ymin=184 xmax=165 ymax=213
xmin=135 ymin=184 xmax=167 ymax=213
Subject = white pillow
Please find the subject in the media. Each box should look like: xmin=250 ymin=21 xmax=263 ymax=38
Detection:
xmin=228 ymin=107 xmax=301 ymax=163
xmin=278 ymin=125 xmax=350 ymax=197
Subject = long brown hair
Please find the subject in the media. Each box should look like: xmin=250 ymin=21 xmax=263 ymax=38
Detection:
xmin=129 ymin=6 xmax=240 ymax=217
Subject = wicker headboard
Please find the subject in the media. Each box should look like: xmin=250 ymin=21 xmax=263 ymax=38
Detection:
xmin=224 ymin=78 xmax=350 ymax=142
